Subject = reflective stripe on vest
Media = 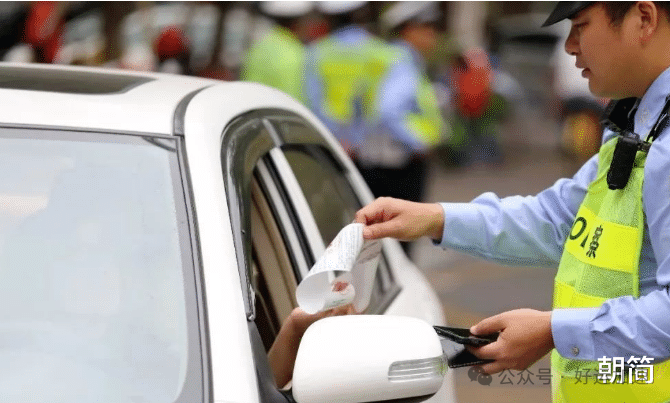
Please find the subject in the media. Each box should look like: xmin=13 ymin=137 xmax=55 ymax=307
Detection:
xmin=552 ymin=136 xmax=670 ymax=402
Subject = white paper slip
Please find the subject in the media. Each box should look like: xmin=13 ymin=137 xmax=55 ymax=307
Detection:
xmin=296 ymin=223 xmax=381 ymax=314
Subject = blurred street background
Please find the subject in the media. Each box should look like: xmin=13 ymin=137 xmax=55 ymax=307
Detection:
xmin=0 ymin=2 xmax=610 ymax=401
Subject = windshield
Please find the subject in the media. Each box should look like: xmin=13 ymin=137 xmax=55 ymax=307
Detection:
xmin=0 ymin=129 xmax=196 ymax=402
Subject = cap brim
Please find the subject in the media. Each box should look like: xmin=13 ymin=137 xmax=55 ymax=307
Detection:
xmin=542 ymin=2 xmax=594 ymax=27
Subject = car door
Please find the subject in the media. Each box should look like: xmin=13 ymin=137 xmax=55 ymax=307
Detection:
xmin=251 ymin=112 xmax=457 ymax=403
xmin=218 ymin=106 xmax=455 ymax=403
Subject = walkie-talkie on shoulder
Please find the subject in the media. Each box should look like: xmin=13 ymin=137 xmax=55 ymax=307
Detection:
xmin=601 ymin=98 xmax=644 ymax=190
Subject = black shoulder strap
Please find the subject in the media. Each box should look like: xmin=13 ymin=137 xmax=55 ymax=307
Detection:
xmin=601 ymin=97 xmax=640 ymax=133
xmin=647 ymin=95 xmax=670 ymax=142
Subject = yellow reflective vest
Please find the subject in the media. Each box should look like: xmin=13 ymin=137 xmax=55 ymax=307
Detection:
xmin=311 ymin=34 xmax=443 ymax=149
xmin=553 ymin=136 xmax=670 ymax=402
xmin=242 ymin=26 xmax=306 ymax=104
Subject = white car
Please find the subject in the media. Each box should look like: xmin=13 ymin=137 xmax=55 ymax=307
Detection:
xmin=0 ymin=63 xmax=456 ymax=403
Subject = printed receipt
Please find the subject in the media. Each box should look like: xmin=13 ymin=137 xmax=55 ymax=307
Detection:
xmin=296 ymin=223 xmax=382 ymax=314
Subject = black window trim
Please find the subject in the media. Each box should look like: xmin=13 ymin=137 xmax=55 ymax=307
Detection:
xmin=253 ymin=158 xmax=312 ymax=282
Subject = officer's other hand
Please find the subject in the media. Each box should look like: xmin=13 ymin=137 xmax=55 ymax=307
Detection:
xmin=354 ymin=197 xmax=444 ymax=241
xmin=467 ymin=309 xmax=554 ymax=374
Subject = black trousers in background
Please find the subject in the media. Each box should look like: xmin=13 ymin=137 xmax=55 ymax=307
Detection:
xmin=354 ymin=157 xmax=428 ymax=202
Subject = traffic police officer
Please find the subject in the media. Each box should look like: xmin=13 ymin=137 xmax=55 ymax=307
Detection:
xmin=242 ymin=1 xmax=313 ymax=104
xmin=306 ymin=1 xmax=445 ymax=203
xmin=304 ymin=1 xmax=383 ymax=155
xmin=355 ymin=2 xmax=670 ymax=402
xmin=364 ymin=1 xmax=445 ymax=203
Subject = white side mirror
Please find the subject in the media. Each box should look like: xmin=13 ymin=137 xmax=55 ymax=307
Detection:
xmin=292 ymin=315 xmax=446 ymax=403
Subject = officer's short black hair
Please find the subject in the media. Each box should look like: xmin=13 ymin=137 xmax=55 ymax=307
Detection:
xmin=602 ymin=2 xmax=670 ymax=26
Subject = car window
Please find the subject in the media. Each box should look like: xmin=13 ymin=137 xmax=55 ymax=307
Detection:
xmin=282 ymin=145 xmax=358 ymax=246
xmin=270 ymin=118 xmax=397 ymax=313
xmin=0 ymin=129 xmax=201 ymax=402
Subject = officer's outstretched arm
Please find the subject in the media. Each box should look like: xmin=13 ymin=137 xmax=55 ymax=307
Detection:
xmin=355 ymin=197 xmax=444 ymax=242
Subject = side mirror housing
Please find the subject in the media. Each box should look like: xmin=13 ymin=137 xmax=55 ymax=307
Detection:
xmin=292 ymin=315 xmax=446 ymax=403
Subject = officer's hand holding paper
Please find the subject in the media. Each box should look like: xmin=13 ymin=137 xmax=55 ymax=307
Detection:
xmin=296 ymin=223 xmax=382 ymax=314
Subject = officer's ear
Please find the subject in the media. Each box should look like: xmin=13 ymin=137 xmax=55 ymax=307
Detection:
xmin=636 ymin=1 xmax=659 ymax=42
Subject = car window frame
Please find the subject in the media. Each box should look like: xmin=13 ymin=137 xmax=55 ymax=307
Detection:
xmin=220 ymin=109 xmax=404 ymax=401
xmin=260 ymin=113 xmax=401 ymax=311
xmin=221 ymin=112 xmax=313 ymax=403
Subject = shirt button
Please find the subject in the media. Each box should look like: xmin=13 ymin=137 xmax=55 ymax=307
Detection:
xmin=571 ymin=346 xmax=580 ymax=356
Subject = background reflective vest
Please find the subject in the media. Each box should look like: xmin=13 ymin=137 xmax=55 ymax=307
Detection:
xmin=242 ymin=26 xmax=306 ymax=105
xmin=309 ymin=34 xmax=443 ymax=152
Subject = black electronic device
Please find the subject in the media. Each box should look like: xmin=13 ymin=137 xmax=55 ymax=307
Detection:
xmin=607 ymin=133 xmax=643 ymax=190
xmin=433 ymin=326 xmax=499 ymax=368
xmin=602 ymin=96 xmax=670 ymax=190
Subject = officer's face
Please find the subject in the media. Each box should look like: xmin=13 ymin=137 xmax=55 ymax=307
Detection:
xmin=403 ymin=23 xmax=438 ymax=58
xmin=564 ymin=4 xmax=641 ymax=98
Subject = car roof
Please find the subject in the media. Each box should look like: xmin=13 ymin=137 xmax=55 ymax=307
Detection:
xmin=0 ymin=62 xmax=220 ymax=135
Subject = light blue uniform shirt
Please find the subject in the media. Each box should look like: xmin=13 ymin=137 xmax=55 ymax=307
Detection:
xmin=437 ymin=66 xmax=670 ymax=362
xmin=305 ymin=27 xmax=426 ymax=153
xmin=377 ymin=40 xmax=428 ymax=153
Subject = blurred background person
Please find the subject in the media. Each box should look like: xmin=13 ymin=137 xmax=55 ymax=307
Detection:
xmin=306 ymin=1 xmax=446 ymax=208
xmin=241 ymin=1 xmax=314 ymax=104
xmin=23 ymin=1 xmax=65 ymax=64
xmin=446 ymin=47 xmax=505 ymax=166
xmin=371 ymin=1 xmax=447 ymax=204
xmin=155 ymin=25 xmax=191 ymax=75
xmin=304 ymin=0 xmax=375 ymax=156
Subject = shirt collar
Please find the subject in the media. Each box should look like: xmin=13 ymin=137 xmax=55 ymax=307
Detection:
xmin=634 ymin=65 xmax=670 ymax=136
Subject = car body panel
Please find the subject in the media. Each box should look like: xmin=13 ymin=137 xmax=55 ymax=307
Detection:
xmin=0 ymin=63 xmax=455 ymax=403
xmin=0 ymin=63 xmax=208 ymax=135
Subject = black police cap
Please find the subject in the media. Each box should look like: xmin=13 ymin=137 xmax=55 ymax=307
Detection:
xmin=542 ymin=1 xmax=594 ymax=27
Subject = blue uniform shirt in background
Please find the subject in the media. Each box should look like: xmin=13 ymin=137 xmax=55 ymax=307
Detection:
xmin=436 ymin=65 xmax=670 ymax=362
xmin=377 ymin=40 xmax=428 ymax=153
